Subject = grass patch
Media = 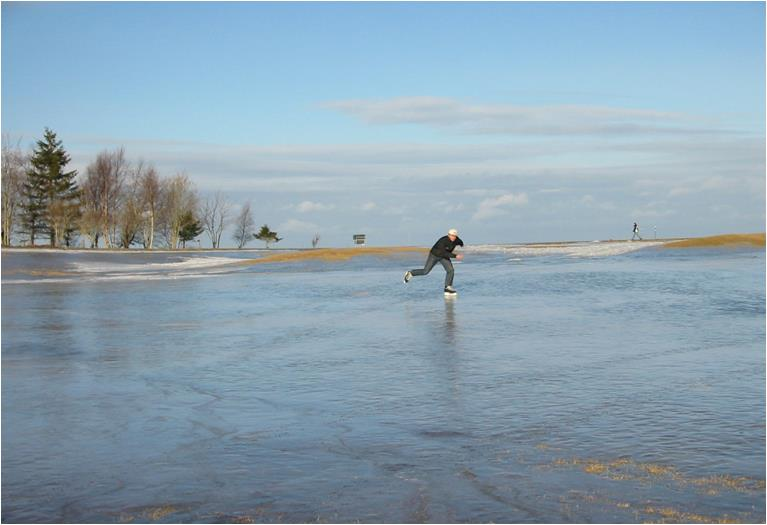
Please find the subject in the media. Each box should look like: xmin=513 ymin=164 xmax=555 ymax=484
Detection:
xmin=3 ymin=269 xmax=72 ymax=277
xmin=145 ymin=505 xmax=178 ymax=521
xmin=663 ymin=233 xmax=765 ymax=249
xmin=550 ymin=456 xmax=764 ymax=494
xmin=238 ymin=246 xmax=426 ymax=265
xmin=642 ymin=505 xmax=739 ymax=524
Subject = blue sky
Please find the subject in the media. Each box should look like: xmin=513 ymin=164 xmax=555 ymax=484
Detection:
xmin=3 ymin=1 xmax=765 ymax=247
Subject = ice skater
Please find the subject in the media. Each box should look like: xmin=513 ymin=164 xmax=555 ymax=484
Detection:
xmin=404 ymin=229 xmax=464 ymax=295
xmin=632 ymin=222 xmax=642 ymax=241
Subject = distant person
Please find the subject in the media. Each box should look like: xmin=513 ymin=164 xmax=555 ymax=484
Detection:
xmin=632 ymin=222 xmax=642 ymax=241
xmin=404 ymin=229 xmax=464 ymax=294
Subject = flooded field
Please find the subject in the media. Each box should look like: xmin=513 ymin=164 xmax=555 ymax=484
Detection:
xmin=2 ymin=242 xmax=765 ymax=523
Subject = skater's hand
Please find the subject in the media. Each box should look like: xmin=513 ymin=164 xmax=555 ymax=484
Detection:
xmin=455 ymin=253 xmax=464 ymax=261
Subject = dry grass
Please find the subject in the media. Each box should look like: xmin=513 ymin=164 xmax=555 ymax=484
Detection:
xmin=551 ymin=456 xmax=764 ymax=495
xmin=143 ymin=505 xmax=178 ymax=521
xmin=642 ymin=505 xmax=739 ymax=524
xmin=689 ymin=474 xmax=766 ymax=493
xmin=663 ymin=233 xmax=765 ymax=249
xmin=117 ymin=504 xmax=182 ymax=523
xmin=553 ymin=457 xmax=636 ymax=480
xmin=565 ymin=491 xmax=743 ymax=524
xmin=3 ymin=269 xmax=71 ymax=277
xmin=237 ymin=246 xmax=426 ymax=265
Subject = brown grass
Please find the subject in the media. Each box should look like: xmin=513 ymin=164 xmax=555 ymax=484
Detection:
xmin=550 ymin=456 xmax=764 ymax=494
xmin=3 ymin=269 xmax=71 ymax=277
xmin=144 ymin=505 xmax=178 ymax=521
xmin=689 ymin=474 xmax=766 ymax=493
xmin=237 ymin=246 xmax=427 ymax=266
xmin=663 ymin=233 xmax=765 ymax=249
xmin=566 ymin=491 xmax=743 ymax=524
xmin=642 ymin=505 xmax=740 ymax=524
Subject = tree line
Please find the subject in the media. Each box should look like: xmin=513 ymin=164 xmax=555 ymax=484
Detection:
xmin=1 ymin=128 xmax=289 ymax=250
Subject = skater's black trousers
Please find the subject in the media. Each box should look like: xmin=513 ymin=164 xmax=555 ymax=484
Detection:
xmin=410 ymin=253 xmax=454 ymax=288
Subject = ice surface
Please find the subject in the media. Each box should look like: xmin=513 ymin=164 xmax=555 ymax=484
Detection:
xmin=2 ymin=245 xmax=765 ymax=523
xmin=467 ymin=240 xmax=666 ymax=258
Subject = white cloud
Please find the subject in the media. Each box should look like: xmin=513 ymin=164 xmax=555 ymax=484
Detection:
xmin=473 ymin=193 xmax=529 ymax=221
xmin=294 ymin=200 xmax=335 ymax=213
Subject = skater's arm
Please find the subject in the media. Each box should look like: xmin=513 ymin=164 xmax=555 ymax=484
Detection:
xmin=451 ymin=236 xmax=465 ymax=260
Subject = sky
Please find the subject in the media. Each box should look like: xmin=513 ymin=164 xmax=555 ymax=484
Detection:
xmin=2 ymin=1 xmax=765 ymax=248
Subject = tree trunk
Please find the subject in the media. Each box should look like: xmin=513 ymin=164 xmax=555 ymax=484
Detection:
xmin=149 ymin=213 xmax=154 ymax=250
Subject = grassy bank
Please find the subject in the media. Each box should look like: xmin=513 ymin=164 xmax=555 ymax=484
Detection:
xmin=240 ymin=246 xmax=427 ymax=265
xmin=662 ymin=233 xmax=765 ymax=249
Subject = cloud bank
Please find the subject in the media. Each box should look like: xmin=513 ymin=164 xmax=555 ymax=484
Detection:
xmin=23 ymin=94 xmax=762 ymax=246
xmin=324 ymin=96 xmax=719 ymax=136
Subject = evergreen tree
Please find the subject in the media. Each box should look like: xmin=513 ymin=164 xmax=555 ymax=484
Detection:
xmin=254 ymin=224 xmax=282 ymax=249
xmin=178 ymin=210 xmax=203 ymax=248
xmin=21 ymin=128 xmax=79 ymax=247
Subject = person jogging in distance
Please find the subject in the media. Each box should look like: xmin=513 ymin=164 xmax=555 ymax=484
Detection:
xmin=404 ymin=229 xmax=464 ymax=294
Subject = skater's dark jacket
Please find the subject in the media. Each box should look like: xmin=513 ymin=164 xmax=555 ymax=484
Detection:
xmin=430 ymin=235 xmax=464 ymax=259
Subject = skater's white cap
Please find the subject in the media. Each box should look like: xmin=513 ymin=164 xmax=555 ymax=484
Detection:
xmin=448 ymin=228 xmax=458 ymax=236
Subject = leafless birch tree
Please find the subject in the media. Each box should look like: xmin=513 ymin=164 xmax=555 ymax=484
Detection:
xmin=47 ymin=199 xmax=80 ymax=248
xmin=118 ymin=171 xmax=143 ymax=248
xmin=232 ymin=202 xmax=255 ymax=249
xmin=134 ymin=162 xmax=161 ymax=249
xmin=1 ymin=137 xmax=27 ymax=246
xmin=82 ymin=148 xmax=128 ymax=248
xmin=158 ymin=173 xmax=198 ymax=249
xmin=201 ymin=191 xmax=231 ymax=249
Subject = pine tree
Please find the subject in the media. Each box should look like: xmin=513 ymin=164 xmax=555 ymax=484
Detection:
xmin=254 ymin=224 xmax=282 ymax=249
xmin=178 ymin=210 xmax=203 ymax=248
xmin=21 ymin=128 xmax=79 ymax=247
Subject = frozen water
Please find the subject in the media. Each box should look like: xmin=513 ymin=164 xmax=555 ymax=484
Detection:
xmin=2 ymin=244 xmax=765 ymax=523
xmin=467 ymin=240 xmax=666 ymax=258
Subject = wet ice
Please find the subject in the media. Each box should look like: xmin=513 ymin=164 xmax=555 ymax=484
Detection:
xmin=2 ymin=244 xmax=765 ymax=523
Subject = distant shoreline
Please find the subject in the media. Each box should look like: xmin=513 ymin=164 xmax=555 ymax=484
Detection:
xmin=1 ymin=233 xmax=764 ymax=254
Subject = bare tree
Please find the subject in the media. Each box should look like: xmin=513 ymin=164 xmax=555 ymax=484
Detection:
xmin=312 ymin=233 xmax=320 ymax=248
xmin=47 ymin=199 xmax=79 ymax=248
xmin=78 ymin=169 xmax=99 ymax=248
xmin=201 ymin=191 xmax=231 ymax=249
xmin=78 ymin=205 xmax=101 ymax=248
xmin=1 ymin=136 xmax=27 ymax=246
xmin=232 ymin=202 xmax=255 ymax=249
xmin=158 ymin=173 xmax=198 ymax=249
xmin=82 ymin=148 xmax=128 ymax=248
xmin=118 ymin=171 xmax=143 ymax=248
xmin=135 ymin=162 xmax=161 ymax=249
